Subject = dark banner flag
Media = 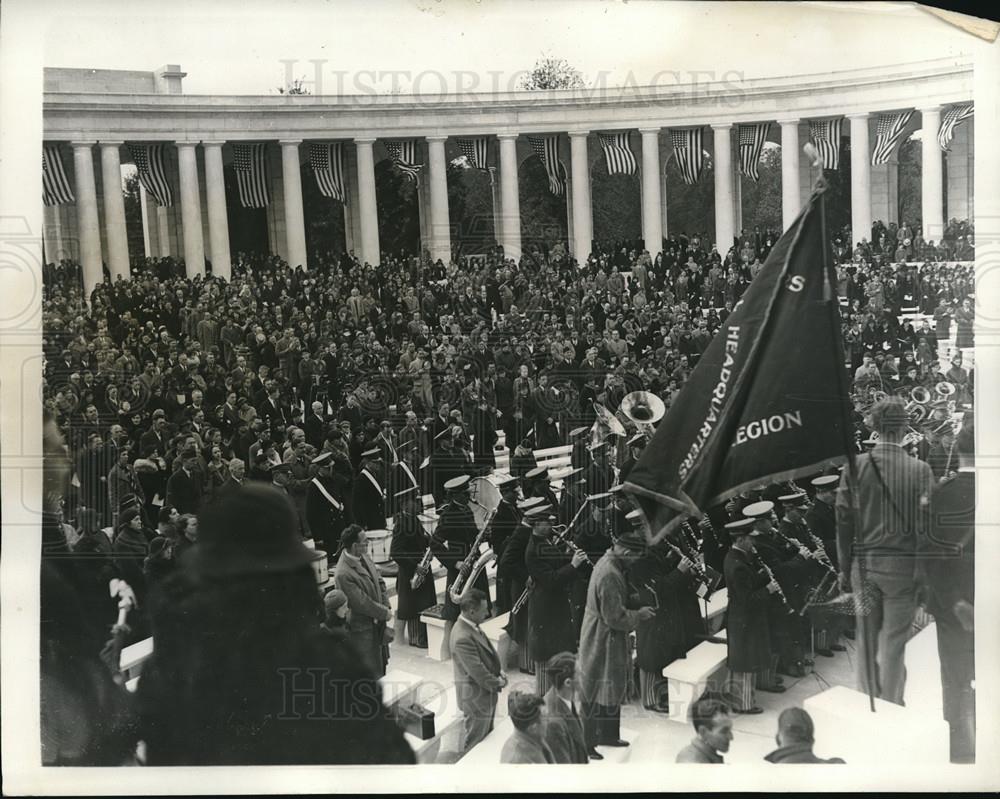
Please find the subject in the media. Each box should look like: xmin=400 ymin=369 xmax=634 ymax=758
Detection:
xmin=624 ymin=187 xmax=854 ymax=543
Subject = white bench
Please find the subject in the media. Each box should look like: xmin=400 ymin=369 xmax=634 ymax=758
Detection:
xmin=661 ymin=640 xmax=729 ymax=722
xmin=381 ymin=669 xmax=425 ymax=710
xmin=480 ymin=612 xmax=509 ymax=648
xmin=421 ymin=611 xmax=453 ymax=662
xmin=804 ymin=684 xmax=949 ymax=764
xmin=120 ymin=637 xmax=154 ymax=681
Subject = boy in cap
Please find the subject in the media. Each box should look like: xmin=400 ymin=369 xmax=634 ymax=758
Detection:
xmin=500 ymin=691 xmax=554 ymax=764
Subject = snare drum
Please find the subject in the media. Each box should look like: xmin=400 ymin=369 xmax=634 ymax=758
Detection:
xmin=310 ymin=550 xmax=329 ymax=585
xmin=366 ymin=529 xmax=392 ymax=564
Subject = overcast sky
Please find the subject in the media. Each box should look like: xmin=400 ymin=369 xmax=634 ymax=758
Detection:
xmin=41 ymin=0 xmax=975 ymax=96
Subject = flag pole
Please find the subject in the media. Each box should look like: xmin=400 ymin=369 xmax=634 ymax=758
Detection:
xmin=809 ymin=144 xmax=877 ymax=713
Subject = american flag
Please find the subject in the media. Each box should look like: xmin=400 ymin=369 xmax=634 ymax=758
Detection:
xmin=128 ymin=144 xmax=173 ymax=207
xmin=808 ymin=119 xmax=842 ymax=170
xmin=669 ymin=128 xmax=704 ymax=185
xmin=527 ymin=135 xmax=566 ymax=196
xmin=938 ymin=103 xmax=973 ymax=151
xmin=233 ymin=143 xmax=270 ymax=208
xmin=384 ymin=140 xmax=422 ymax=183
xmin=871 ymin=110 xmax=914 ymax=166
xmin=42 ymin=145 xmax=74 ymax=206
xmin=737 ymin=123 xmax=770 ymax=182
xmin=308 ymin=142 xmax=346 ymax=202
xmin=597 ymin=132 xmax=637 ymax=176
xmin=456 ymin=137 xmax=490 ymax=170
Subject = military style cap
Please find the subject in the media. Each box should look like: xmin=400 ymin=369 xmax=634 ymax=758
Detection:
xmin=517 ymin=496 xmax=546 ymax=510
xmin=311 ymin=452 xmax=333 ymax=466
xmin=777 ymin=492 xmax=809 ymax=507
xmin=494 ymin=473 xmax=518 ymax=488
xmin=724 ymin=517 xmax=755 ymax=536
xmin=811 ymin=475 xmax=839 ymax=489
xmin=444 ymin=475 xmax=471 ymax=491
xmin=361 ymin=447 xmax=381 ymax=458
xmin=741 ymin=500 xmax=775 ymax=519
xmin=524 ymin=466 xmax=550 ymax=481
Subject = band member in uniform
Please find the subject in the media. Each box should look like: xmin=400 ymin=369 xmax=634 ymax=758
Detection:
xmin=625 ymin=511 xmax=701 ymax=713
xmin=525 ymin=510 xmax=588 ymax=693
xmin=305 ymin=452 xmax=347 ymax=555
xmin=569 ymin=426 xmax=590 ymax=470
xmin=926 ymin=422 xmax=975 ymax=763
xmin=386 ymin=440 xmax=420 ymax=518
xmin=523 ymin=466 xmax=559 ymax=511
xmin=806 ymin=475 xmax=841 ymax=573
xmin=722 ymin=518 xmax=781 ymax=714
xmin=352 ymin=447 xmax=387 ymax=530
xmin=390 ymin=486 xmax=437 ymax=648
xmin=584 ymin=441 xmax=616 ymax=497
xmin=489 ymin=474 xmax=521 ymax=614
xmin=577 ymin=527 xmax=655 ymax=759
xmin=743 ymin=500 xmax=809 ymax=679
xmin=501 ymin=499 xmax=547 ymax=674
xmin=618 ymin=433 xmax=645 ymax=484
xmin=557 ymin=467 xmax=586 ymax=527
xmin=432 ymin=475 xmax=490 ymax=622
xmin=429 ymin=429 xmax=468 ymax=504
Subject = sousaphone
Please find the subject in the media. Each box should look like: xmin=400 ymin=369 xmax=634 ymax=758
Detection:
xmin=620 ymin=391 xmax=666 ymax=439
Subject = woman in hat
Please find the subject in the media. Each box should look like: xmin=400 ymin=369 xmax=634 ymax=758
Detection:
xmin=138 ymin=485 xmax=413 ymax=765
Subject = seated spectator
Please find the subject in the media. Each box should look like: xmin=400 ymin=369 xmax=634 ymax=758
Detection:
xmin=501 ymin=691 xmax=555 ymax=764
xmin=675 ymin=696 xmax=733 ymax=763
xmin=763 ymin=707 xmax=845 ymax=764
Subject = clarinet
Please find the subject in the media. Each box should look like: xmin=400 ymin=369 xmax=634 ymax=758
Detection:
xmin=549 ymin=524 xmax=596 ymax=565
xmin=754 ymin=552 xmax=794 ymax=614
xmin=664 ymin=539 xmax=714 ymax=596
xmin=802 ymin=520 xmax=838 ymax=577
xmin=511 ymin=578 xmax=534 ymax=616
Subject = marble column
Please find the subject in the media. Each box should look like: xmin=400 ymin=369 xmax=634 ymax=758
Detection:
xmin=100 ymin=142 xmax=130 ymax=280
xmin=176 ymin=141 xmax=205 ymax=277
xmin=498 ymin=134 xmax=521 ymax=259
xmin=202 ymin=140 xmax=232 ymax=279
xmin=354 ymin=138 xmax=380 ymax=265
xmin=712 ymin=124 xmax=735 ymax=253
xmin=920 ymin=106 xmax=944 ymax=243
xmin=139 ymin=185 xmax=152 ymax=257
xmin=779 ymin=118 xmax=801 ymax=230
xmin=426 ymin=136 xmax=452 ymax=263
xmin=569 ymin=131 xmax=593 ymax=261
xmin=640 ymin=128 xmax=663 ymax=254
xmin=71 ymin=141 xmax=103 ymax=292
xmin=156 ymin=205 xmax=172 ymax=257
xmin=849 ymin=114 xmax=872 ymax=246
xmin=280 ymin=140 xmax=308 ymax=269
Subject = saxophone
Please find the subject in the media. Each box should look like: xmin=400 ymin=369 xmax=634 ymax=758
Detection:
xmin=448 ymin=512 xmax=497 ymax=604
xmin=511 ymin=578 xmax=534 ymax=616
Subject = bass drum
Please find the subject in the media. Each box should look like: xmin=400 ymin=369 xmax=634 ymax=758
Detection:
xmin=468 ymin=476 xmax=502 ymax=531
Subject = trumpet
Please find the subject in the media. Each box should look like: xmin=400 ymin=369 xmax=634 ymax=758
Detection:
xmin=755 ymin=553 xmax=794 ymax=614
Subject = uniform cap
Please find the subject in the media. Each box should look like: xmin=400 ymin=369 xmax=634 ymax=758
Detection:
xmin=444 ymin=475 xmax=471 ymax=491
xmin=811 ymin=475 xmax=839 ymax=489
xmin=741 ymin=500 xmax=775 ymax=519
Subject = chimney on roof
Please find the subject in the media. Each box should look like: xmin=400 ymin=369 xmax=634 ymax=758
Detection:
xmin=154 ymin=65 xmax=186 ymax=95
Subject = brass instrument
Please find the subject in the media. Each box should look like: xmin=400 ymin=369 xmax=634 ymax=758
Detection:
xmin=906 ymin=385 xmax=931 ymax=425
xmin=754 ymin=553 xmax=794 ymax=614
xmin=448 ymin=514 xmax=497 ymax=604
xmin=410 ymin=545 xmax=435 ymax=590
xmin=511 ymin=577 xmax=534 ymax=616
xmin=619 ymin=390 xmax=666 ymax=440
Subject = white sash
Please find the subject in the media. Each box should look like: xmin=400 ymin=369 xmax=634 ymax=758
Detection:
xmin=311 ymin=478 xmax=343 ymax=511
xmin=362 ymin=469 xmax=385 ymax=499
xmin=397 ymin=461 xmax=418 ymax=489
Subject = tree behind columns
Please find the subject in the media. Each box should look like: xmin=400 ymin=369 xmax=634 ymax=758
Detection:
xmin=738 ymin=146 xmax=781 ymax=233
xmin=518 ymin=156 xmax=569 ymax=256
xmin=664 ymin=154 xmax=713 ymax=241
xmin=300 ymin=161 xmax=346 ymax=262
xmin=375 ymin=160 xmax=420 ymax=257
xmin=123 ymin=172 xmax=144 ymax=264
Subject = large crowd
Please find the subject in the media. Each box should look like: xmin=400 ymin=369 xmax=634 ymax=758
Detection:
xmin=39 ymin=215 xmax=976 ymax=766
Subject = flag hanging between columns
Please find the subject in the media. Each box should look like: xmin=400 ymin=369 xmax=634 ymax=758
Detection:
xmin=42 ymin=145 xmax=74 ymax=206
xmin=737 ymin=123 xmax=770 ymax=182
xmin=623 ymin=186 xmax=853 ymax=543
xmin=456 ymin=137 xmax=490 ymax=170
xmin=233 ymin=143 xmax=271 ymax=208
xmin=128 ymin=144 xmax=173 ymax=207
xmin=938 ymin=103 xmax=974 ymax=151
xmin=871 ymin=110 xmax=914 ymax=166
xmin=527 ymin=135 xmax=566 ymax=196
xmin=669 ymin=128 xmax=704 ymax=185
xmin=597 ymin=132 xmax=637 ymax=175
xmin=808 ymin=119 xmax=842 ymax=170
xmin=308 ymin=142 xmax=347 ymax=202
xmin=384 ymin=140 xmax=422 ymax=183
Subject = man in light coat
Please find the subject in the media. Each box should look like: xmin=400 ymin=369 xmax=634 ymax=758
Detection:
xmin=450 ymin=588 xmax=507 ymax=753
xmin=334 ymin=525 xmax=392 ymax=677
xmin=577 ymin=529 xmax=655 ymax=758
